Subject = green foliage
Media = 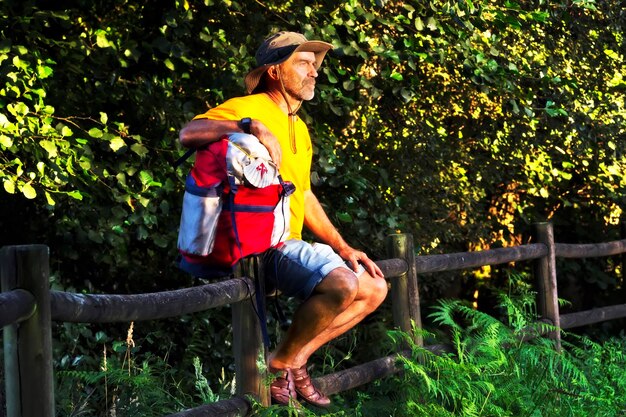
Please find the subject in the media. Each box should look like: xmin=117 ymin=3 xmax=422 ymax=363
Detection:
xmin=386 ymin=295 xmax=626 ymax=417
xmin=55 ymin=321 xmax=235 ymax=416
xmin=2 ymin=0 xmax=624 ymax=296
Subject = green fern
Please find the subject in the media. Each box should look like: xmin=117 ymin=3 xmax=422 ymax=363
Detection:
xmin=391 ymin=292 xmax=626 ymax=417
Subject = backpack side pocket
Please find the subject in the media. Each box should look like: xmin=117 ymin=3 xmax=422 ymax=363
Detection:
xmin=177 ymin=174 xmax=223 ymax=256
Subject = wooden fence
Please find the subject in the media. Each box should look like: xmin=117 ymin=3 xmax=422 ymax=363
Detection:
xmin=1 ymin=222 xmax=626 ymax=417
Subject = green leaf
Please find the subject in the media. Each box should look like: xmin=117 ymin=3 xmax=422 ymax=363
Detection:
xmin=109 ymin=137 xmax=126 ymax=151
xmin=0 ymin=134 xmax=13 ymax=148
xmin=95 ymin=30 xmax=112 ymax=48
xmin=337 ymin=212 xmax=353 ymax=223
xmin=154 ymin=235 xmax=169 ymax=248
xmin=12 ymin=56 xmax=28 ymax=70
xmin=116 ymin=172 xmax=128 ymax=187
xmin=40 ymin=140 xmax=58 ymax=157
xmin=138 ymin=196 xmax=150 ymax=207
xmin=37 ymin=65 xmax=54 ymax=79
xmin=112 ymin=340 xmax=126 ymax=353
xmin=60 ymin=125 xmax=73 ymax=137
xmin=414 ymin=17 xmax=424 ymax=31
xmin=139 ymin=170 xmax=153 ymax=185
xmin=45 ymin=191 xmax=56 ymax=206
xmin=164 ymin=59 xmax=175 ymax=71
xmin=131 ymin=143 xmax=149 ymax=157
xmin=325 ymin=69 xmax=338 ymax=83
xmin=88 ymin=127 xmax=103 ymax=138
xmin=8 ymin=102 xmax=29 ymax=117
xmin=390 ymin=72 xmax=404 ymax=81
xmin=426 ymin=17 xmax=438 ymax=31
xmin=67 ymin=190 xmax=83 ymax=200
xmin=3 ymin=179 xmax=15 ymax=194
xmin=100 ymin=112 xmax=108 ymax=124
xmin=546 ymin=108 xmax=568 ymax=117
xmin=21 ymin=182 xmax=37 ymax=199
xmin=529 ymin=11 xmax=549 ymax=22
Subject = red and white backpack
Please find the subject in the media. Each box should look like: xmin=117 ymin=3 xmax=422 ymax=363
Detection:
xmin=177 ymin=133 xmax=293 ymax=271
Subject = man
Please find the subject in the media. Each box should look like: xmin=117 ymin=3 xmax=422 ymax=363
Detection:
xmin=178 ymin=31 xmax=387 ymax=408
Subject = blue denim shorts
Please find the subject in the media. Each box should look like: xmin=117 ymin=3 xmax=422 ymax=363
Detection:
xmin=262 ymin=239 xmax=365 ymax=300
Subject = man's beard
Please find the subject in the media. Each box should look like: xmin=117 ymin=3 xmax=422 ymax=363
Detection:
xmin=285 ymin=79 xmax=316 ymax=101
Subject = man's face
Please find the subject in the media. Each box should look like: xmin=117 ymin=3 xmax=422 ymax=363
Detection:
xmin=277 ymin=51 xmax=318 ymax=101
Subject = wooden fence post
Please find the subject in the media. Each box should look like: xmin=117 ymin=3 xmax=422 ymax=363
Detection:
xmin=1 ymin=245 xmax=54 ymax=417
xmin=231 ymin=256 xmax=269 ymax=406
xmin=386 ymin=233 xmax=423 ymax=346
xmin=533 ymin=223 xmax=561 ymax=350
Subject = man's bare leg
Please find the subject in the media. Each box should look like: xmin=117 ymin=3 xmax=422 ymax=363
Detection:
xmin=291 ymin=271 xmax=388 ymax=365
xmin=268 ymin=268 xmax=387 ymax=369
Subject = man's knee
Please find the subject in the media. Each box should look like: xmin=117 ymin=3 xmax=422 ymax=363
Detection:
xmin=359 ymin=271 xmax=388 ymax=309
xmin=371 ymin=275 xmax=388 ymax=305
xmin=316 ymin=267 xmax=359 ymax=309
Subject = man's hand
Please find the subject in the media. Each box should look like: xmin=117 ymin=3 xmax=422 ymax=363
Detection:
xmin=338 ymin=246 xmax=385 ymax=280
xmin=251 ymin=119 xmax=282 ymax=168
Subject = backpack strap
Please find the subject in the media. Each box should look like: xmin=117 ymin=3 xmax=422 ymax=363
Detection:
xmin=173 ymin=148 xmax=197 ymax=169
xmin=253 ymin=258 xmax=271 ymax=349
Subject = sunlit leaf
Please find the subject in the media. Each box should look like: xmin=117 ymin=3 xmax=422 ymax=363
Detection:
xmin=88 ymin=127 xmax=103 ymax=138
xmin=67 ymin=190 xmax=83 ymax=200
xmin=139 ymin=170 xmax=153 ymax=185
xmin=40 ymin=140 xmax=58 ymax=157
xmin=0 ymin=134 xmax=13 ymax=148
xmin=8 ymin=102 xmax=29 ymax=117
xmin=21 ymin=182 xmax=37 ymax=199
xmin=109 ymin=137 xmax=126 ymax=151
xmin=60 ymin=125 xmax=73 ymax=137
xmin=37 ymin=65 xmax=53 ymax=79
xmin=3 ymin=179 xmax=15 ymax=194
xmin=45 ymin=191 xmax=56 ymax=206
xmin=415 ymin=17 xmax=424 ymax=31
xmin=95 ymin=30 xmax=112 ymax=48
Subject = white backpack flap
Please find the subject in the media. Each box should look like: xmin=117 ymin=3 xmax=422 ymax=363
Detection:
xmin=226 ymin=133 xmax=278 ymax=188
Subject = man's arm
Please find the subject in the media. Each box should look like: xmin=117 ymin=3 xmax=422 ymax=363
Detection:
xmin=303 ymin=190 xmax=384 ymax=279
xmin=179 ymin=118 xmax=283 ymax=167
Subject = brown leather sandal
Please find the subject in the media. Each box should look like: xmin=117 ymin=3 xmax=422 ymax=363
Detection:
xmin=269 ymin=368 xmax=300 ymax=407
xmin=292 ymin=365 xmax=331 ymax=408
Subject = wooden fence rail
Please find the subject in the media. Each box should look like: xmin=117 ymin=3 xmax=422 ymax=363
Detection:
xmin=2 ymin=224 xmax=626 ymax=417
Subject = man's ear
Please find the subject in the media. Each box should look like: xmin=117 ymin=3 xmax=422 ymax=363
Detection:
xmin=268 ymin=65 xmax=280 ymax=80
